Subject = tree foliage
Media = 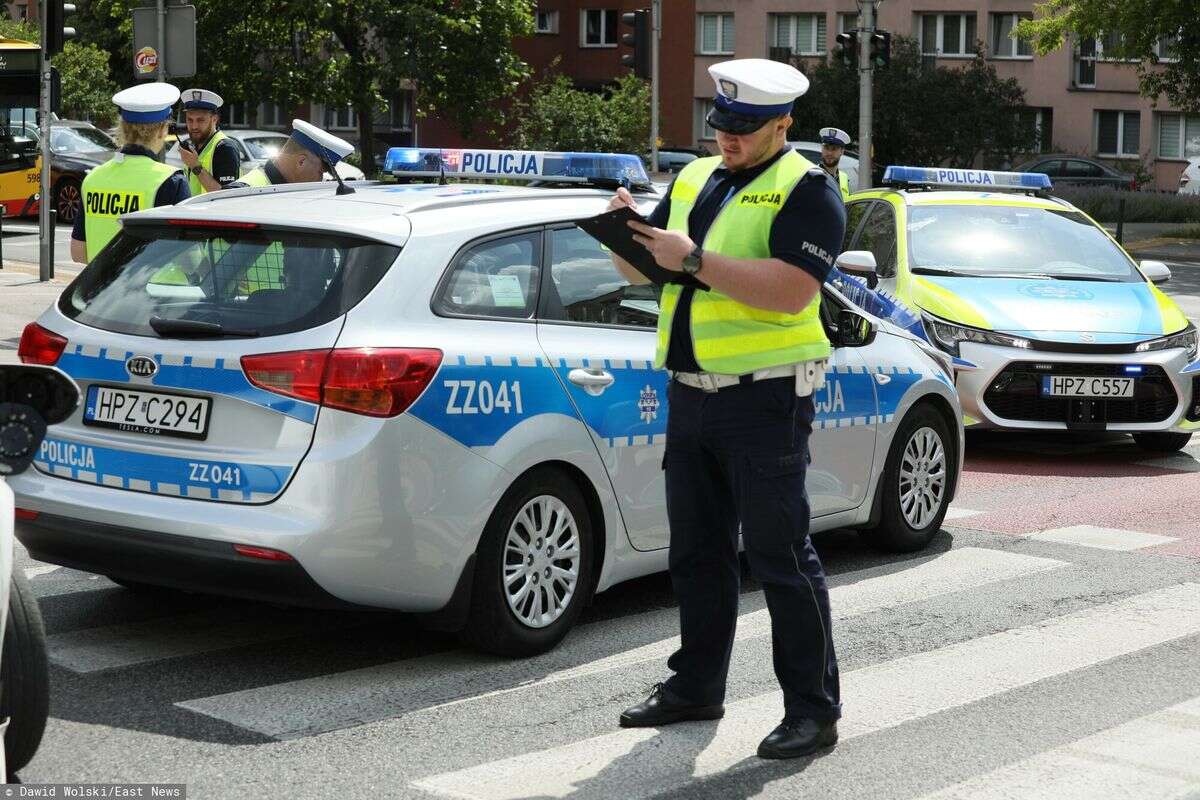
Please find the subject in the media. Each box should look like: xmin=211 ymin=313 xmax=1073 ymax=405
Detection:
xmin=0 ymin=17 xmax=39 ymax=42
xmin=790 ymin=37 xmax=1038 ymax=172
xmin=56 ymin=41 xmax=120 ymax=125
xmin=1016 ymin=0 xmax=1198 ymax=113
xmin=515 ymin=71 xmax=650 ymax=154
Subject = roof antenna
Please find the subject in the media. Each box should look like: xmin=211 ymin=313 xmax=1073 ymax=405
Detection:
xmin=325 ymin=159 xmax=356 ymax=195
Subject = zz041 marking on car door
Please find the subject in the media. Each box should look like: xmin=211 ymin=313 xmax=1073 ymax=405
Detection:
xmin=444 ymin=379 xmax=525 ymax=416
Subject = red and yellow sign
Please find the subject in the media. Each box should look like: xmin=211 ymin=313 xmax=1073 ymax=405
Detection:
xmin=134 ymin=46 xmax=159 ymax=74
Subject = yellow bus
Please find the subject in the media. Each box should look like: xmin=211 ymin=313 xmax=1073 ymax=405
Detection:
xmin=0 ymin=38 xmax=42 ymax=217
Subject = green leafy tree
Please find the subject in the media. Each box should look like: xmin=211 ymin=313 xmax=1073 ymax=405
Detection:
xmin=791 ymin=37 xmax=1037 ymax=175
xmin=1016 ymin=0 xmax=1198 ymax=113
xmin=516 ymin=71 xmax=650 ymax=154
xmin=56 ymin=41 xmax=119 ymax=124
xmin=0 ymin=17 xmax=39 ymax=41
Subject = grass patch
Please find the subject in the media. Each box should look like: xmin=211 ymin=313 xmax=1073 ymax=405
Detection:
xmin=1174 ymin=224 xmax=1200 ymax=239
xmin=1052 ymin=186 xmax=1200 ymax=223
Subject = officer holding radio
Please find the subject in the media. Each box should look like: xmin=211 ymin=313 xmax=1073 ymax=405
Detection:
xmin=607 ymin=58 xmax=846 ymax=759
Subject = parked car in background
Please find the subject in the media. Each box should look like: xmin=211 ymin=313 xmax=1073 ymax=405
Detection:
xmin=12 ymin=119 xmax=117 ymax=224
xmin=1015 ymin=155 xmax=1138 ymax=190
xmin=788 ymin=140 xmax=861 ymax=190
xmin=165 ymin=129 xmax=366 ymax=182
xmin=646 ymin=147 xmax=708 ymax=174
xmin=1178 ymin=156 xmax=1200 ymax=195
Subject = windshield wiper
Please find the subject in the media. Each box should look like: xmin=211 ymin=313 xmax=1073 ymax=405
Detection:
xmin=910 ymin=266 xmax=975 ymax=277
xmin=1021 ymin=274 xmax=1123 ymax=282
xmin=148 ymin=316 xmax=259 ymax=338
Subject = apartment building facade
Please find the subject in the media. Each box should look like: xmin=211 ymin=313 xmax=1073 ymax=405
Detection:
xmin=693 ymin=0 xmax=1191 ymax=190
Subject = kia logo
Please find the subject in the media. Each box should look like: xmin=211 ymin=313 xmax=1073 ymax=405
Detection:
xmin=126 ymin=356 xmax=158 ymax=378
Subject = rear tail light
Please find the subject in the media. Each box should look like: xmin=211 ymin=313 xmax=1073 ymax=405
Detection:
xmin=241 ymin=348 xmax=443 ymax=418
xmin=17 ymin=322 xmax=67 ymax=365
xmin=14 ymin=508 xmax=39 ymax=521
xmin=233 ymin=544 xmax=294 ymax=561
xmin=1129 ymin=178 xmax=1138 ymax=191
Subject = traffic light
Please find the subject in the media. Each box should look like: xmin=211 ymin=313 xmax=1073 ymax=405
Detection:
xmin=43 ymin=1 xmax=77 ymax=58
xmin=620 ymin=9 xmax=650 ymax=80
xmin=834 ymin=31 xmax=858 ymax=65
xmin=870 ymin=30 xmax=892 ymax=69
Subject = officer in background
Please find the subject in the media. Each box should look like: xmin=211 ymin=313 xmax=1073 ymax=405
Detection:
xmin=818 ymin=127 xmax=852 ymax=201
xmin=229 ymin=119 xmax=354 ymax=187
xmin=70 ymin=83 xmax=190 ymax=264
xmin=608 ymin=59 xmax=846 ymax=760
xmin=177 ymin=88 xmax=241 ymax=194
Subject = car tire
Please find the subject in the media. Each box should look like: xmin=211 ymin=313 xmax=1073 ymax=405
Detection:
xmin=1 ymin=570 xmax=50 ymax=779
xmin=1132 ymin=431 xmax=1193 ymax=453
xmin=461 ymin=468 xmax=595 ymax=657
xmin=54 ymin=177 xmax=82 ymax=225
xmin=863 ymin=404 xmax=953 ymax=553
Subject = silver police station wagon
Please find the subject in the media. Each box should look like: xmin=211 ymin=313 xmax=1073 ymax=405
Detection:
xmin=12 ymin=149 xmax=964 ymax=655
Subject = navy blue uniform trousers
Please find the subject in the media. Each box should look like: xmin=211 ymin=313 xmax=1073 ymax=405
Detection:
xmin=662 ymin=376 xmax=841 ymax=722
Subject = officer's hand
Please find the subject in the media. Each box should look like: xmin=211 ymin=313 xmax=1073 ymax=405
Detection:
xmin=628 ymin=221 xmax=693 ymax=271
xmin=606 ymin=187 xmax=637 ymax=213
xmin=179 ymin=146 xmax=199 ymax=169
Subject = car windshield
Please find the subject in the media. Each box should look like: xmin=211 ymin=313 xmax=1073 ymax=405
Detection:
xmin=907 ymin=204 xmax=1139 ymax=282
xmin=51 ymin=126 xmax=115 ymax=154
xmin=241 ymin=136 xmax=288 ymax=159
xmin=59 ymin=224 xmax=400 ymax=338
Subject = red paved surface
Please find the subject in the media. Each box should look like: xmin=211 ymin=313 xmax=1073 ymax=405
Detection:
xmin=951 ymin=432 xmax=1200 ymax=557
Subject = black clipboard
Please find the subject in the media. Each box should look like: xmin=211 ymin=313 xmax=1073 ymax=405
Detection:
xmin=576 ymin=206 xmax=708 ymax=289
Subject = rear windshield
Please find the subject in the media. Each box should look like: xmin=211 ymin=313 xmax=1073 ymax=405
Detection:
xmin=59 ymin=224 xmax=400 ymax=337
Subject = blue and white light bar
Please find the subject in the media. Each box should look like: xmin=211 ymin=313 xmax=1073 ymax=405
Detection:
xmin=883 ymin=166 xmax=1052 ymax=191
xmin=383 ymin=147 xmax=650 ymax=185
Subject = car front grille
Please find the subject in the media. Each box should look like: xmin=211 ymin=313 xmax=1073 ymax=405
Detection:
xmin=982 ymin=362 xmax=1177 ymax=425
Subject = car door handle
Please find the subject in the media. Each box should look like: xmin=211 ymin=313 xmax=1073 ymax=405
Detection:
xmin=568 ymin=368 xmax=615 ymax=395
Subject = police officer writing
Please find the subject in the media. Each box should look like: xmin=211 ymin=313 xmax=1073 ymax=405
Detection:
xmin=608 ymin=58 xmax=846 ymax=760
xmin=819 ymin=127 xmax=852 ymax=201
xmin=177 ymin=88 xmax=241 ymax=194
xmin=70 ymin=83 xmax=190 ymax=264
xmin=228 ymin=119 xmax=354 ymax=188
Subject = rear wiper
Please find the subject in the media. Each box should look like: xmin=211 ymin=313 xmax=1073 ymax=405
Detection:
xmin=148 ymin=316 xmax=259 ymax=338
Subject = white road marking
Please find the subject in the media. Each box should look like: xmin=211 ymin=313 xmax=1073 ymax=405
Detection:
xmin=1027 ymin=525 xmax=1176 ymax=551
xmin=177 ymin=547 xmax=1064 ymax=740
xmin=944 ymin=507 xmax=982 ymax=521
xmin=414 ymin=583 xmax=1200 ymax=800
xmin=23 ymin=564 xmax=60 ymax=579
xmin=917 ymin=695 xmax=1200 ymax=799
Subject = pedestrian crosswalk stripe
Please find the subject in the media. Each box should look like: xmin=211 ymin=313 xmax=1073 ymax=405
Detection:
xmin=944 ymin=507 xmax=982 ymax=521
xmin=175 ymin=547 xmax=1064 ymax=740
xmin=1026 ymin=525 xmax=1176 ymax=551
xmin=47 ymin=610 xmax=351 ymax=674
xmin=412 ymin=583 xmax=1200 ymax=800
xmin=916 ymin=695 xmax=1200 ymax=800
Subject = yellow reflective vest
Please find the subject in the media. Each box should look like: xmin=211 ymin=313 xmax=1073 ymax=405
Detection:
xmin=81 ymin=153 xmax=180 ymax=261
xmin=655 ymin=150 xmax=832 ymax=374
xmin=236 ymin=166 xmax=273 ymax=187
xmin=186 ymin=131 xmax=232 ymax=195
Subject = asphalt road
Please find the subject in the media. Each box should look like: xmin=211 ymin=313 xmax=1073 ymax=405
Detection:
xmin=6 ymin=260 xmax=1200 ymax=798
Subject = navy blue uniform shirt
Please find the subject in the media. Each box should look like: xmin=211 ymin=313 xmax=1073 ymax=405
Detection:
xmin=189 ymin=134 xmax=242 ymax=188
xmin=71 ymin=145 xmax=191 ymax=242
xmin=645 ymin=148 xmax=846 ymax=373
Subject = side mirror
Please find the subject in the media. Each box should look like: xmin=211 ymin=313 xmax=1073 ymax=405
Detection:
xmin=0 ymin=365 xmax=81 ymax=476
xmin=837 ymin=309 xmax=877 ymax=348
xmin=836 ymin=250 xmax=878 ymax=288
xmin=1140 ymin=260 xmax=1171 ymax=285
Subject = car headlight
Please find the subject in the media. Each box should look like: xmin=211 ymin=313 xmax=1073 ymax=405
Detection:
xmin=921 ymin=314 xmax=1030 ymax=357
xmin=1135 ymin=325 xmax=1198 ymax=360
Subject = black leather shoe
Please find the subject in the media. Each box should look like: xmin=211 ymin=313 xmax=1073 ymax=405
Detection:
xmin=756 ymin=718 xmax=838 ymax=759
xmin=618 ymin=683 xmax=725 ymax=728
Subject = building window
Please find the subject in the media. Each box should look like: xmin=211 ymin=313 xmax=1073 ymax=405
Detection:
xmin=698 ymin=13 xmax=735 ymax=55
xmin=581 ymin=9 xmax=618 ymax=47
xmin=990 ymin=13 xmax=1032 ymax=58
xmin=770 ymin=14 xmax=826 ymax=56
xmin=920 ymin=13 xmax=977 ymax=56
xmin=838 ymin=13 xmax=858 ymax=34
xmin=1018 ymin=108 xmax=1052 ymax=152
xmin=535 ymin=9 xmax=559 ymax=34
xmin=324 ymin=105 xmax=358 ymax=131
xmin=224 ymin=102 xmax=248 ymax=127
xmin=390 ymin=92 xmax=414 ymax=130
xmin=1075 ymin=36 xmax=1097 ymax=87
xmin=1156 ymin=32 xmax=1180 ymax=62
xmin=1158 ymin=113 xmax=1200 ymax=160
xmin=257 ymin=102 xmax=285 ymax=129
xmin=697 ymin=99 xmax=717 ymax=140
xmin=1097 ymin=110 xmax=1140 ymax=156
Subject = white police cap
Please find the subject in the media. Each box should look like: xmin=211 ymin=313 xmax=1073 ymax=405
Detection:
xmin=707 ymin=59 xmax=810 ymax=134
xmin=289 ymin=119 xmax=355 ymax=165
xmin=181 ymin=88 xmax=223 ymax=112
xmin=112 ymin=82 xmax=179 ymax=124
xmin=819 ymin=127 xmax=851 ymax=147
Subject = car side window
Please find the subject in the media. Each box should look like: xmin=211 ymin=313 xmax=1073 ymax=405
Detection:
xmin=1030 ymin=160 xmax=1062 ymax=176
xmin=856 ymin=201 xmax=898 ymax=279
xmin=542 ymin=226 xmax=661 ymax=329
xmin=435 ymin=231 xmax=542 ymax=319
xmin=844 ymin=201 xmax=871 ymax=251
xmin=1066 ymin=160 xmax=1103 ymax=178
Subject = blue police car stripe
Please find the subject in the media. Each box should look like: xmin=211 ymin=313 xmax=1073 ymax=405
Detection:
xmin=56 ymin=345 xmax=318 ymax=424
xmin=34 ymin=435 xmax=292 ymax=502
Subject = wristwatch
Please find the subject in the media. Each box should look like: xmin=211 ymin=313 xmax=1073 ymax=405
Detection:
xmin=681 ymin=245 xmax=704 ymax=276
xmin=190 ymin=166 xmax=202 ymax=176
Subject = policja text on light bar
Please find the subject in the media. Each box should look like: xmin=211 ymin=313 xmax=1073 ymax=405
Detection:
xmin=883 ymin=166 xmax=1053 ymax=190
